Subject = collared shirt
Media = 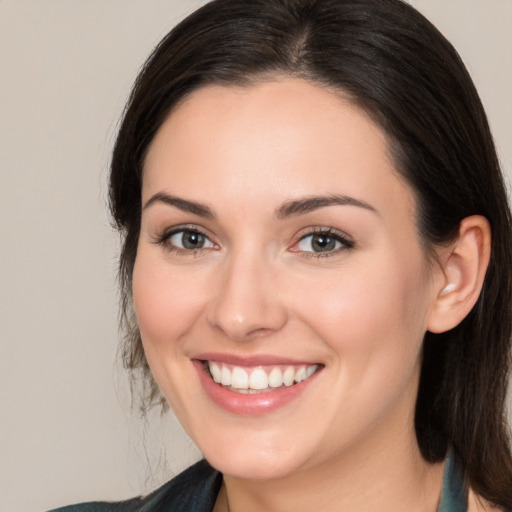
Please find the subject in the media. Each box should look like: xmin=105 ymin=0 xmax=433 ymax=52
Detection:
xmin=49 ymin=450 xmax=467 ymax=512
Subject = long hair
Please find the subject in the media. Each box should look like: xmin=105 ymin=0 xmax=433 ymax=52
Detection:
xmin=109 ymin=0 xmax=512 ymax=507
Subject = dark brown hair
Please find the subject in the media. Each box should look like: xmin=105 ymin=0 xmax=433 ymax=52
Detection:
xmin=109 ymin=0 xmax=512 ymax=507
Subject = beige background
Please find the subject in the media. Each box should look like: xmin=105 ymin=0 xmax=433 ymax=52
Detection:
xmin=1 ymin=1 xmax=510 ymax=511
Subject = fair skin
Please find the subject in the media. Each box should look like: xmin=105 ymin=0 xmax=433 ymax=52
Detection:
xmin=133 ymin=78 xmax=491 ymax=512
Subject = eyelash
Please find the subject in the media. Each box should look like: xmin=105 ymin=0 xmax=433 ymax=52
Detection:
xmin=154 ymin=226 xmax=354 ymax=259
xmin=291 ymin=227 xmax=354 ymax=259
xmin=154 ymin=225 xmax=217 ymax=256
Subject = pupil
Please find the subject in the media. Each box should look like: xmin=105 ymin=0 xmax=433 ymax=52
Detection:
xmin=182 ymin=232 xmax=204 ymax=249
xmin=312 ymin=234 xmax=335 ymax=252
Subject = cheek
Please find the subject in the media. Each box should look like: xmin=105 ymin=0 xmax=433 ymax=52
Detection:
xmin=132 ymin=254 xmax=207 ymax=348
xmin=131 ymin=253 xmax=212 ymax=418
xmin=292 ymin=250 xmax=431 ymax=371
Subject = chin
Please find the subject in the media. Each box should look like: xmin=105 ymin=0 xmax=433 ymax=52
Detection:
xmin=193 ymin=424 xmax=320 ymax=481
xmin=205 ymin=448 xmax=305 ymax=481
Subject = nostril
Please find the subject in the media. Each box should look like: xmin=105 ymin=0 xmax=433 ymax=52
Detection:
xmin=205 ymin=269 xmax=288 ymax=342
xmin=245 ymin=327 xmax=279 ymax=340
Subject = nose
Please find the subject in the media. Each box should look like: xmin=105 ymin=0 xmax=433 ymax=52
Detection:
xmin=206 ymin=252 xmax=288 ymax=342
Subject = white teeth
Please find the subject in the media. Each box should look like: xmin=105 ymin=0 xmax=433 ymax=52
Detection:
xmin=249 ymin=368 xmax=268 ymax=390
xmin=294 ymin=366 xmax=307 ymax=383
xmin=283 ymin=367 xmax=295 ymax=386
xmin=210 ymin=362 xmax=221 ymax=383
xmin=231 ymin=367 xmax=249 ymax=389
xmin=268 ymin=367 xmax=283 ymax=388
xmin=208 ymin=362 xmax=319 ymax=391
xmin=221 ymin=365 xmax=232 ymax=386
xmin=306 ymin=365 xmax=317 ymax=378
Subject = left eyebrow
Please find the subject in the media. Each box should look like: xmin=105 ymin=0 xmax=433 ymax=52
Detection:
xmin=142 ymin=192 xmax=215 ymax=218
xmin=275 ymin=194 xmax=378 ymax=219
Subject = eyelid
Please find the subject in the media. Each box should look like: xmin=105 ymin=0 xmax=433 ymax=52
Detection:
xmin=289 ymin=227 xmax=354 ymax=257
xmin=153 ymin=224 xmax=219 ymax=253
xmin=151 ymin=224 xmax=353 ymax=258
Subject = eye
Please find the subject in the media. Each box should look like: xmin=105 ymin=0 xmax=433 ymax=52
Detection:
xmin=290 ymin=229 xmax=354 ymax=256
xmin=158 ymin=227 xmax=217 ymax=253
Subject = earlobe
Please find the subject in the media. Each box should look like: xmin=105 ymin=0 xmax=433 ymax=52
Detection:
xmin=427 ymin=215 xmax=491 ymax=334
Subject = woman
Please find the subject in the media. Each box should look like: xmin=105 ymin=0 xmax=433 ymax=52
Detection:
xmin=53 ymin=0 xmax=512 ymax=510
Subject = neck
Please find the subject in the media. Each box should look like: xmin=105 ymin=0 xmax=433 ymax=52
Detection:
xmin=217 ymin=424 xmax=445 ymax=512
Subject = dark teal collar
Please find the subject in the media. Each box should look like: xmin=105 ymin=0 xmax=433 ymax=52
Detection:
xmin=50 ymin=451 xmax=468 ymax=512
xmin=437 ymin=449 xmax=467 ymax=512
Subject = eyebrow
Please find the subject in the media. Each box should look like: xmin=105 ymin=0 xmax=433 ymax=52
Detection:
xmin=275 ymin=194 xmax=378 ymax=219
xmin=143 ymin=192 xmax=215 ymax=218
xmin=142 ymin=192 xmax=377 ymax=220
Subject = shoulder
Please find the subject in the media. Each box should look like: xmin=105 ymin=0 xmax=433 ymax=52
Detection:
xmin=47 ymin=499 xmax=141 ymax=512
xmin=47 ymin=459 xmax=222 ymax=512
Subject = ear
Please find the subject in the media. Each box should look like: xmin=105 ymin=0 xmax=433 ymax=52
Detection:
xmin=427 ymin=215 xmax=491 ymax=334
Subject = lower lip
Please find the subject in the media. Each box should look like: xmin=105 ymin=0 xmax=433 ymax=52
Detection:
xmin=193 ymin=360 xmax=320 ymax=416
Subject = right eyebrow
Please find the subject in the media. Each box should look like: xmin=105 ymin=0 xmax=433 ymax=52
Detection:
xmin=142 ymin=192 xmax=215 ymax=218
xmin=275 ymin=194 xmax=378 ymax=219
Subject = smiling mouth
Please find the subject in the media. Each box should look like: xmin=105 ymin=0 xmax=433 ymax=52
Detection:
xmin=203 ymin=360 xmax=321 ymax=394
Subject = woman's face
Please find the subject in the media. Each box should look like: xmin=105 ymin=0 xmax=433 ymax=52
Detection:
xmin=133 ymin=78 xmax=441 ymax=480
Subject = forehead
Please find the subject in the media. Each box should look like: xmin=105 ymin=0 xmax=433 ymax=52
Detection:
xmin=143 ymin=78 xmax=415 ymax=222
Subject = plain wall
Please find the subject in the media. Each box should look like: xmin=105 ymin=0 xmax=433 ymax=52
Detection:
xmin=1 ymin=1 xmax=510 ymax=511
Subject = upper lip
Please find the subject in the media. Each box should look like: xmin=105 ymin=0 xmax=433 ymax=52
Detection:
xmin=192 ymin=352 xmax=320 ymax=367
